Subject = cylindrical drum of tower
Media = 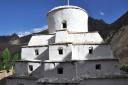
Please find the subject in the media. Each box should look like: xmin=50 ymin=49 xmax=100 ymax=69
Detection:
xmin=47 ymin=6 xmax=88 ymax=34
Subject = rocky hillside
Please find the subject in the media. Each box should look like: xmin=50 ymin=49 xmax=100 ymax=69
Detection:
xmin=111 ymin=26 xmax=128 ymax=64
xmin=109 ymin=11 xmax=128 ymax=64
xmin=0 ymin=11 xmax=128 ymax=63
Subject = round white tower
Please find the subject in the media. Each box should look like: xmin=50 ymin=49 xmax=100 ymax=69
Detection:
xmin=48 ymin=5 xmax=88 ymax=34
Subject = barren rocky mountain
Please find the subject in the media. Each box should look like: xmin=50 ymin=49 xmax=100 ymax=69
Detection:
xmin=0 ymin=11 xmax=128 ymax=63
xmin=111 ymin=25 xmax=128 ymax=64
xmin=107 ymin=11 xmax=128 ymax=64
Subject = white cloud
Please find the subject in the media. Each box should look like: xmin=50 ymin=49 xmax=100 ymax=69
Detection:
xmin=18 ymin=25 xmax=48 ymax=37
xmin=100 ymin=11 xmax=105 ymax=16
xmin=33 ymin=28 xmax=43 ymax=33
xmin=32 ymin=25 xmax=48 ymax=33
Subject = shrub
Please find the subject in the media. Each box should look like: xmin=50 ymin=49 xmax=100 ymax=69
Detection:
xmin=120 ymin=64 xmax=128 ymax=73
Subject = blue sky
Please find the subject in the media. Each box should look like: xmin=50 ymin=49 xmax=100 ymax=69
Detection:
xmin=0 ymin=0 xmax=128 ymax=36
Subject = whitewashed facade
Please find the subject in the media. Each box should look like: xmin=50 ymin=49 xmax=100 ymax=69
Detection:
xmin=7 ymin=5 xmax=128 ymax=85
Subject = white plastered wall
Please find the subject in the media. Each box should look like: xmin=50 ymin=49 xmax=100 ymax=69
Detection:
xmin=21 ymin=46 xmax=48 ymax=61
xmin=28 ymin=35 xmax=54 ymax=46
xmin=72 ymin=45 xmax=114 ymax=60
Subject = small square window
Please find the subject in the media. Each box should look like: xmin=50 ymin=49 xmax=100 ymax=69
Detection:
xmin=35 ymin=49 xmax=39 ymax=55
xmin=95 ymin=64 xmax=101 ymax=70
xmin=57 ymin=67 xmax=63 ymax=74
xmin=58 ymin=48 xmax=63 ymax=55
xmin=89 ymin=47 xmax=93 ymax=54
xmin=29 ymin=65 xmax=33 ymax=71
xmin=62 ymin=22 xmax=67 ymax=28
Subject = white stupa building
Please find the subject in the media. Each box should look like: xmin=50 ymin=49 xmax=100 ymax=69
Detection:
xmin=7 ymin=5 xmax=128 ymax=85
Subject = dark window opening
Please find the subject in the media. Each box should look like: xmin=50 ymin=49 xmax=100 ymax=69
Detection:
xmin=18 ymin=84 xmax=24 ymax=85
xmin=35 ymin=49 xmax=39 ymax=55
xmin=58 ymin=48 xmax=63 ymax=55
xmin=57 ymin=67 xmax=63 ymax=74
xmin=65 ymin=83 xmax=69 ymax=85
xmin=29 ymin=65 xmax=33 ymax=71
xmin=89 ymin=47 xmax=93 ymax=54
xmin=95 ymin=64 xmax=101 ymax=70
xmin=62 ymin=21 xmax=67 ymax=28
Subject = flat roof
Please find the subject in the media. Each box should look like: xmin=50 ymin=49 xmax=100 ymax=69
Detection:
xmin=16 ymin=58 xmax=119 ymax=63
xmin=48 ymin=5 xmax=87 ymax=14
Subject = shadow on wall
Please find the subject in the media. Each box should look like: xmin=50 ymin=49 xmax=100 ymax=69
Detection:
xmin=85 ymin=45 xmax=113 ymax=59
xmin=30 ymin=52 xmax=72 ymax=78
xmin=48 ymin=36 xmax=55 ymax=44
xmin=35 ymin=48 xmax=49 ymax=61
xmin=35 ymin=47 xmax=72 ymax=61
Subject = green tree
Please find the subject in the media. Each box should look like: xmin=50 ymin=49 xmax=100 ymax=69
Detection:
xmin=1 ymin=48 xmax=11 ymax=71
xmin=0 ymin=48 xmax=21 ymax=72
xmin=11 ymin=52 xmax=21 ymax=66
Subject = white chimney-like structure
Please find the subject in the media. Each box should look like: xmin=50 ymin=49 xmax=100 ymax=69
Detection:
xmin=48 ymin=5 xmax=88 ymax=34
